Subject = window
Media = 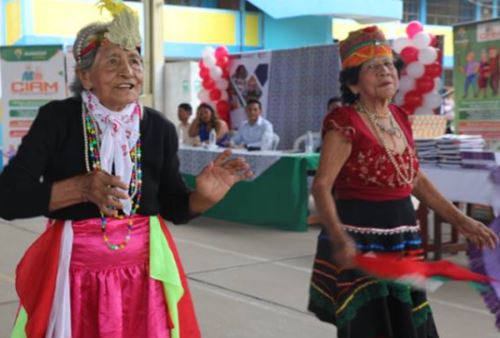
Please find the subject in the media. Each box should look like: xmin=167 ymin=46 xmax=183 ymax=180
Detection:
xmin=403 ymin=0 xmax=421 ymax=22
xmin=426 ymin=0 xmax=476 ymax=25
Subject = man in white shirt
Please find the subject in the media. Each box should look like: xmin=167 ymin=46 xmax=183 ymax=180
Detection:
xmin=231 ymin=99 xmax=274 ymax=150
xmin=177 ymin=103 xmax=199 ymax=146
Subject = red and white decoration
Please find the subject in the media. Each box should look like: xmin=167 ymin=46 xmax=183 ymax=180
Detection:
xmin=198 ymin=46 xmax=231 ymax=123
xmin=394 ymin=21 xmax=443 ymax=115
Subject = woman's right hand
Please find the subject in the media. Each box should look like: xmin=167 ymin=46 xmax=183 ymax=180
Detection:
xmin=79 ymin=170 xmax=129 ymax=216
xmin=329 ymin=231 xmax=357 ymax=269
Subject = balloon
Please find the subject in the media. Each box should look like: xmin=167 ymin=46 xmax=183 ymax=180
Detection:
xmin=406 ymin=62 xmax=425 ymax=78
xmin=222 ymin=69 xmax=230 ymax=79
xmin=215 ymin=78 xmax=229 ymax=90
xmin=399 ymin=75 xmax=415 ymax=93
xmin=425 ymin=62 xmax=442 ymax=77
xmin=412 ymin=32 xmax=431 ymax=49
xmin=216 ymin=100 xmax=230 ymax=114
xmin=199 ymin=67 xmax=210 ymax=79
xmin=393 ymin=37 xmax=412 ymax=54
xmin=416 ymin=76 xmax=435 ymax=93
xmin=414 ymin=106 xmax=434 ymax=115
xmin=216 ymin=55 xmax=229 ymax=68
xmin=197 ymin=90 xmax=210 ymax=103
xmin=202 ymin=46 xmax=215 ymax=59
xmin=394 ymin=91 xmax=405 ymax=106
xmin=418 ymin=47 xmax=438 ymax=65
xmin=429 ymin=33 xmax=438 ymax=47
xmin=422 ymin=92 xmax=441 ymax=109
xmin=210 ymin=65 xmax=223 ymax=79
xmin=400 ymin=46 xmax=419 ymax=64
xmin=215 ymin=46 xmax=229 ymax=59
xmin=209 ymin=89 xmax=222 ymax=101
xmin=220 ymin=91 xmax=229 ymax=101
xmin=202 ymin=79 xmax=215 ymax=90
xmin=203 ymin=54 xmax=216 ymax=66
xmin=406 ymin=21 xmax=423 ymax=39
xmin=404 ymin=90 xmax=423 ymax=108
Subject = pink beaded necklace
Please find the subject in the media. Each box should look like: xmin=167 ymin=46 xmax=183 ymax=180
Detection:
xmin=82 ymin=101 xmax=143 ymax=251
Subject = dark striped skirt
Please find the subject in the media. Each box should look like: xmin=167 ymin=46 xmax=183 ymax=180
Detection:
xmin=308 ymin=197 xmax=439 ymax=338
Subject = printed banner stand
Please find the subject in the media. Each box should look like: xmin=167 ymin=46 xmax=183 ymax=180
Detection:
xmin=454 ymin=19 xmax=500 ymax=150
xmin=0 ymin=45 xmax=66 ymax=165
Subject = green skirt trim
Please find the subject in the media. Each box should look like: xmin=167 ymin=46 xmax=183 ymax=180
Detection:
xmin=309 ymin=279 xmax=431 ymax=329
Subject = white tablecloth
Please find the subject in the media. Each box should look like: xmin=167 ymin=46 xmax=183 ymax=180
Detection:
xmin=178 ymin=145 xmax=295 ymax=180
xmin=422 ymin=165 xmax=499 ymax=216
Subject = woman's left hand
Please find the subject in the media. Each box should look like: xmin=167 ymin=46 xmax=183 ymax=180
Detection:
xmin=455 ymin=216 xmax=499 ymax=250
xmin=195 ymin=149 xmax=253 ymax=205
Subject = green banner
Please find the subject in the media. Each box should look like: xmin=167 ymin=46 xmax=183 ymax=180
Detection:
xmin=0 ymin=45 xmax=62 ymax=62
xmin=453 ymin=19 xmax=500 ymax=149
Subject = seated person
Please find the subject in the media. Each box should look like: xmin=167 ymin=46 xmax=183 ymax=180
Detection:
xmin=177 ymin=103 xmax=199 ymax=145
xmin=188 ymin=103 xmax=230 ymax=147
xmin=327 ymin=96 xmax=342 ymax=113
xmin=231 ymin=99 xmax=274 ymax=150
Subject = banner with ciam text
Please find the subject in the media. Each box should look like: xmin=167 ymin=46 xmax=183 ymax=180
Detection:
xmin=0 ymin=45 xmax=66 ymax=165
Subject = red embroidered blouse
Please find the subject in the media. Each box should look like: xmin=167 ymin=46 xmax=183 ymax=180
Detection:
xmin=322 ymin=104 xmax=419 ymax=201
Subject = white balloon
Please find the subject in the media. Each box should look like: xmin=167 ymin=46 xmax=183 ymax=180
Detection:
xmin=215 ymin=78 xmax=229 ymax=90
xmin=210 ymin=65 xmax=223 ymax=79
xmin=204 ymin=54 xmax=216 ymax=66
xmin=423 ymin=92 xmax=441 ymax=109
xmin=202 ymin=46 xmax=215 ymax=59
xmin=418 ymin=47 xmax=438 ymax=65
xmin=394 ymin=91 xmax=405 ymax=106
xmin=399 ymin=75 xmax=415 ymax=92
xmin=393 ymin=37 xmax=412 ymax=54
xmin=198 ymin=90 xmax=210 ymax=102
xmin=412 ymin=32 xmax=431 ymax=49
xmin=414 ymin=106 xmax=434 ymax=115
xmin=406 ymin=62 xmax=425 ymax=78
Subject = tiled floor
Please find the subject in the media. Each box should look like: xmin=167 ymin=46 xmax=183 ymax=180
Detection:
xmin=1 ymin=216 xmax=498 ymax=337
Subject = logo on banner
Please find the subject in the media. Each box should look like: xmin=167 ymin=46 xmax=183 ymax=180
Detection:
xmin=477 ymin=22 xmax=500 ymax=42
xmin=10 ymin=65 xmax=59 ymax=94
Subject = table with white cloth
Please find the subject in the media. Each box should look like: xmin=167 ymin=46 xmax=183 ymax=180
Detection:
xmin=419 ymin=165 xmax=499 ymax=259
xmin=178 ymin=146 xmax=319 ymax=231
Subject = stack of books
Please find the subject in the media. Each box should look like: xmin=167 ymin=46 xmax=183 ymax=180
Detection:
xmin=436 ymin=135 xmax=485 ymax=168
xmin=461 ymin=150 xmax=500 ymax=169
xmin=415 ymin=139 xmax=439 ymax=166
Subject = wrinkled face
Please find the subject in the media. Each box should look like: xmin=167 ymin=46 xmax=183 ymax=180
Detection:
xmin=79 ymin=42 xmax=143 ymax=111
xmin=246 ymin=102 xmax=261 ymax=125
xmin=199 ymin=106 xmax=213 ymax=123
xmin=349 ymin=57 xmax=399 ymax=103
xmin=178 ymin=108 xmax=191 ymax=123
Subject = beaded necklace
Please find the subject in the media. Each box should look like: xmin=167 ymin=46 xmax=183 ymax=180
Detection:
xmin=357 ymin=102 xmax=415 ymax=185
xmin=82 ymin=101 xmax=143 ymax=250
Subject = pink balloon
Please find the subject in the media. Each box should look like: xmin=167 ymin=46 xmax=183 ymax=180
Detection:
xmin=406 ymin=21 xmax=423 ymax=39
xmin=400 ymin=46 xmax=419 ymax=64
xmin=199 ymin=67 xmax=210 ymax=79
xmin=215 ymin=46 xmax=229 ymax=59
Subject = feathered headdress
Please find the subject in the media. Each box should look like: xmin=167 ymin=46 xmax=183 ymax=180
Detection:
xmin=73 ymin=0 xmax=141 ymax=65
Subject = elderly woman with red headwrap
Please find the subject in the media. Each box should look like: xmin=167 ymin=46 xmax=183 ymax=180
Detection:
xmin=308 ymin=26 xmax=498 ymax=338
xmin=1 ymin=2 xmax=251 ymax=337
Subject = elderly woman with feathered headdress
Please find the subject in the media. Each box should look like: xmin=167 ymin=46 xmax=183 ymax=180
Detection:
xmin=1 ymin=1 xmax=251 ymax=337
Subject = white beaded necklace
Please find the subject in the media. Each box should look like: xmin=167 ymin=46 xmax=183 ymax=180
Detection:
xmin=357 ymin=102 xmax=415 ymax=185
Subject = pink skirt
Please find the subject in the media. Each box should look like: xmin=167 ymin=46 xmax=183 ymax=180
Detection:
xmin=69 ymin=215 xmax=171 ymax=338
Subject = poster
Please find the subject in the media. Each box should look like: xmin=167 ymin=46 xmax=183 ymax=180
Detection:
xmin=454 ymin=19 xmax=500 ymax=150
xmin=228 ymin=51 xmax=272 ymax=130
xmin=0 ymin=45 xmax=66 ymax=164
